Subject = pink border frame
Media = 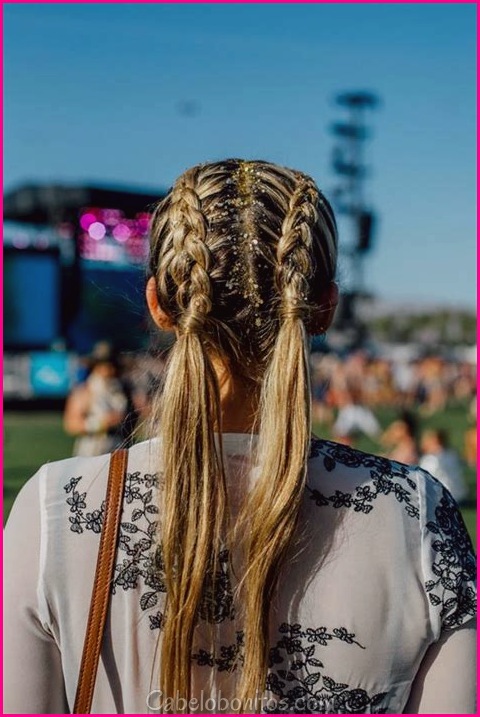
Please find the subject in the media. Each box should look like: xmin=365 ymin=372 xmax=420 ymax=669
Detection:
xmin=1 ymin=1 xmax=477 ymax=715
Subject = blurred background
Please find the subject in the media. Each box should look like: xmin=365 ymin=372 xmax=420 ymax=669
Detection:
xmin=4 ymin=4 xmax=476 ymax=539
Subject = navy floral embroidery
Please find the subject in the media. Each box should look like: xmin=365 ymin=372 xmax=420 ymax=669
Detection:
xmin=423 ymin=478 xmax=476 ymax=629
xmin=307 ymin=439 xmax=420 ymax=519
xmin=110 ymin=471 xmax=164 ymax=626
xmin=64 ymin=476 xmax=104 ymax=533
xmin=85 ymin=509 xmax=103 ymax=533
xmin=199 ymin=549 xmax=235 ymax=623
xmin=309 ymin=439 xmax=406 ymax=476
xmin=266 ymin=623 xmax=387 ymax=714
xmin=63 ymin=437 xmax=475 ymax=708
xmin=193 ymin=630 xmax=245 ymax=672
xmin=192 ymin=623 xmax=388 ymax=714
xmin=64 ymin=471 xmax=234 ymax=629
xmin=64 ymin=471 xmax=165 ymax=627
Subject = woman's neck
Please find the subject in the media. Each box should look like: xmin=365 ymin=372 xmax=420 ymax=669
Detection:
xmin=213 ymin=359 xmax=259 ymax=434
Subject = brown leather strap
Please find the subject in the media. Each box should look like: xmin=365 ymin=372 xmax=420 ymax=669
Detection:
xmin=73 ymin=449 xmax=128 ymax=714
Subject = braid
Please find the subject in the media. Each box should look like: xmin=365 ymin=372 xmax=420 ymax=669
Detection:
xmin=236 ymin=173 xmax=319 ymax=710
xmin=154 ymin=167 xmax=228 ymax=708
xmin=276 ymin=174 xmax=319 ymax=321
xmin=167 ymin=170 xmax=214 ymax=333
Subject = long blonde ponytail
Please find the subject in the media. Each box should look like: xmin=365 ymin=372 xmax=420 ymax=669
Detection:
xmin=153 ymin=170 xmax=228 ymax=705
xmin=236 ymin=176 xmax=319 ymax=710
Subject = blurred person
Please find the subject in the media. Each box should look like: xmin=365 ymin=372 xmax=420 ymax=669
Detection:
xmin=63 ymin=350 xmax=135 ymax=456
xmin=127 ymin=350 xmax=169 ymax=436
xmin=342 ymin=349 xmax=367 ymax=387
xmin=380 ymin=409 xmax=419 ymax=465
xmin=324 ymin=354 xmax=349 ymax=410
xmin=414 ymin=358 xmax=428 ymax=408
xmin=392 ymin=359 xmax=418 ymax=407
xmin=420 ymin=429 xmax=469 ymax=505
xmin=426 ymin=357 xmax=448 ymax=414
xmin=332 ymin=385 xmax=381 ymax=446
xmin=358 ymin=356 xmax=380 ymax=406
xmin=311 ymin=354 xmax=334 ymax=426
xmin=4 ymin=160 xmax=476 ymax=714
xmin=419 ymin=356 xmax=447 ymax=415
xmin=453 ymin=361 xmax=477 ymax=402
xmin=373 ymin=358 xmax=396 ymax=406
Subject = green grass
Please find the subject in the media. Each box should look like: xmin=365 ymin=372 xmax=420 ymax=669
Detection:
xmin=4 ymin=412 xmax=74 ymax=525
xmin=4 ymin=408 xmax=477 ymax=545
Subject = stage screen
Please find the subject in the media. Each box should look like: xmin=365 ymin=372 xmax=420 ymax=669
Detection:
xmin=4 ymin=249 xmax=60 ymax=348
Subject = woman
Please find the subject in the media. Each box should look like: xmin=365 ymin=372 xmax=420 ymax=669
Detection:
xmin=4 ymin=160 xmax=476 ymax=714
xmin=419 ymin=428 xmax=469 ymax=505
xmin=63 ymin=352 xmax=134 ymax=457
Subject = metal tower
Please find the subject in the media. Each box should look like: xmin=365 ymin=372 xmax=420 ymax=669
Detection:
xmin=330 ymin=91 xmax=380 ymax=337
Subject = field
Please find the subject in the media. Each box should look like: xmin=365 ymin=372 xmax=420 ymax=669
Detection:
xmin=4 ymin=411 xmax=75 ymax=522
xmin=3 ymin=407 xmax=477 ymax=545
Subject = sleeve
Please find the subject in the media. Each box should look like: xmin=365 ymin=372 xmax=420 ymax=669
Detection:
xmin=418 ymin=467 xmax=476 ymax=640
xmin=3 ymin=467 xmax=69 ymax=714
xmin=403 ymin=617 xmax=476 ymax=714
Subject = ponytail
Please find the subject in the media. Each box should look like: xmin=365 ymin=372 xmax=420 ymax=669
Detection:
xmin=236 ymin=315 xmax=311 ymax=710
xmin=154 ymin=169 xmax=228 ymax=708
xmin=236 ymin=175 xmax=318 ymax=711
xmin=159 ymin=330 xmax=227 ymax=706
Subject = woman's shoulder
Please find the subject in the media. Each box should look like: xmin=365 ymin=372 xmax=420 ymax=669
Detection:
xmin=307 ymin=437 xmax=422 ymax=517
xmin=307 ymin=437 xmax=476 ymax=637
xmin=306 ymin=437 xmax=468 ymax=526
xmin=40 ymin=438 xmax=159 ymax=479
xmin=9 ymin=440 xmax=161 ymax=531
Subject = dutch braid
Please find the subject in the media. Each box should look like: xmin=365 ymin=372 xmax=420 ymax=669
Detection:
xmin=165 ymin=170 xmax=214 ymax=331
xmin=277 ymin=174 xmax=319 ymax=321
xmin=155 ymin=168 xmax=227 ymax=708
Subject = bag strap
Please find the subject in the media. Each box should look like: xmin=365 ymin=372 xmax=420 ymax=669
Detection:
xmin=73 ymin=448 xmax=128 ymax=714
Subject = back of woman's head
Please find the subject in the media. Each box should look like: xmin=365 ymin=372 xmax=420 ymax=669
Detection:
xmin=148 ymin=159 xmax=338 ymax=712
xmin=149 ymin=159 xmax=337 ymax=377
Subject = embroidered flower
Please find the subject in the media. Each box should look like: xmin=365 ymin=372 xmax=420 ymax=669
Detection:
xmin=334 ymin=688 xmax=371 ymax=713
xmin=66 ymin=490 xmax=87 ymax=513
xmin=85 ymin=509 xmax=103 ymax=533
xmin=423 ymin=480 xmax=476 ymax=630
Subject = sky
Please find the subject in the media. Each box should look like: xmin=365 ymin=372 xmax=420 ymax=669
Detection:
xmin=4 ymin=3 xmax=477 ymax=309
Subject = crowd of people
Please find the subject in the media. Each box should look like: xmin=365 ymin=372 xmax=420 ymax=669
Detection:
xmin=64 ymin=343 xmax=476 ymax=506
xmin=311 ymin=351 xmax=475 ymax=417
xmin=311 ymin=350 xmax=476 ymax=504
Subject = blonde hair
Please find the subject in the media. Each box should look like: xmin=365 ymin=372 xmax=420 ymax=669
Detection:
xmin=148 ymin=159 xmax=337 ymax=711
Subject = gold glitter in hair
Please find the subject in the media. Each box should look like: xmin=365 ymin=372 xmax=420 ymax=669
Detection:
xmin=225 ymin=161 xmax=265 ymax=324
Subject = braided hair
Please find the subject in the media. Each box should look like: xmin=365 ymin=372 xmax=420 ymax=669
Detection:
xmin=148 ymin=159 xmax=338 ymax=711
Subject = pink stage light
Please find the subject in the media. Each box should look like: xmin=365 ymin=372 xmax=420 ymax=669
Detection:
xmin=88 ymin=222 xmax=106 ymax=240
xmin=113 ymin=223 xmax=131 ymax=242
xmin=80 ymin=212 xmax=97 ymax=231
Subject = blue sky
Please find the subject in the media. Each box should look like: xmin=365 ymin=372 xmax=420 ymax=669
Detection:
xmin=4 ymin=3 xmax=476 ymax=308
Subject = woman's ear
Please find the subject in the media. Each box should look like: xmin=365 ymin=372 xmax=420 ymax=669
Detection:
xmin=309 ymin=281 xmax=339 ymax=335
xmin=145 ymin=277 xmax=176 ymax=332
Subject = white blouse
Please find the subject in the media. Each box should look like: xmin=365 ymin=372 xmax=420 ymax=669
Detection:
xmin=4 ymin=435 xmax=477 ymax=714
